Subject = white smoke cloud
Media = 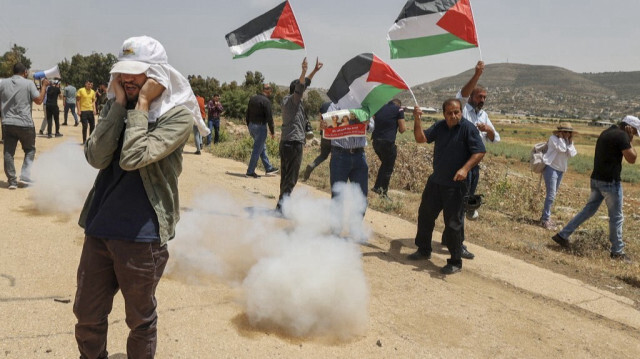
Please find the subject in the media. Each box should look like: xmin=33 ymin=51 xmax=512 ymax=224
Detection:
xmin=28 ymin=141 xmax=97 ymax=214
xmin=168 ymin=183 xmax=371 ymax=339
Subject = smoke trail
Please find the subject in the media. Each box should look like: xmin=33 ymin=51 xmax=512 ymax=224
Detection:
xmin=29 ymin=141 xmax=97 ymax=214
xmin=168 ymin=184 xmax=371 ymax=339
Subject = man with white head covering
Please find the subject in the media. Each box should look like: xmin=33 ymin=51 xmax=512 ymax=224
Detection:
xmin=553 ymin=116 xmax=639 ymax=264
xmin=73 ymin=35 xmax=206 ymax=359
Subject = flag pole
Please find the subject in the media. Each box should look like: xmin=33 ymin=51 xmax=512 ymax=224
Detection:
xmin=468 ymin=0 xmax=483 ymax=61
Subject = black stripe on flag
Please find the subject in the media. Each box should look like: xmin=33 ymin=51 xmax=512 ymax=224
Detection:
xmin=394 ymin=0 xmax=457 ymax=23
xmin=225 ymin=1 xmax=286 ymax=47
xmin=327 ymin=53 xmax=374 ymax=103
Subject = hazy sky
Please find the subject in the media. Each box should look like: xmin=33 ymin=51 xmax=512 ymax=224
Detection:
xmin=1 ymin=0 xmax=639 ymax=89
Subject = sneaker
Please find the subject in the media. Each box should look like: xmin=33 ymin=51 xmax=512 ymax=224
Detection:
xmin=461 ymin=246 xmax=475 ymax=260
xmin=441 ymin=263 xmax=461 ymax=275
xmin=540 ymin=220 xmax=556 ymax=231
xmin=19 ymin=178 xmax=34 ymax=186
xmin=39 ymin=130 xmax=44 ymax=135
xmin=8 ymin=183 xmax=17 ymax=190
xmin=62 ymin=122 xmax=68 ymax=126
xmin=466 ymin=210 xmax=479 ymax=220
xmin=407 ymin=249 xmax=431 ymax=261
xmin=610 ymin=252 xmax=632 ymax=264
xmin=551 ymin=233 xmax=570 ymax=249
xmin=195 ymin=150 xmax=201 ymax=155
xmin=74 ymin=122 xmax=79 ymax=127
xmin=265 ymin=167 xmax=279 ymax=175
xmin=245 ymin=172 xmax=261 ymax=179
xmin=371 ymin=187 xmax=383 ymax=195
xmin=47 ymin=133 xmax=52 ymax=138
xmin=55 ymin=133 xmax=63 ymax=137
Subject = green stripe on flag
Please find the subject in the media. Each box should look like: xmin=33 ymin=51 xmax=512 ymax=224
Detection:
xmin=389 ymin=33 xmax=477 ymax=59
xmin=233 ymin=39 xmax=303 ymax=59
xmin=356 ymin=84 xmax=405 ymax=121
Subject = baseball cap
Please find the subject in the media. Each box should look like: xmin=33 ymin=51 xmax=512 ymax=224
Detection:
xmin=110 ymin=36 xmax=168 ymax=75
xmin=622 ymin=115 xmax=640 ymax=134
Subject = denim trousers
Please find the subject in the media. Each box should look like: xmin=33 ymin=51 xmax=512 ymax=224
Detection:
xmin=74 ymin=236 xmax=169 ymax=359
xmin=2 ymin=125 xmax=35 ymax=185
xmin=192 ymin=125 xmax=202 ymax=151
xmin=558 ymin=178 xmax=624 ymax=254
xmin=207 ymin=118 xmax=220 ymax=144
xmin=372 ymin=139 xmax=397 ymax=193
xmin=329 ymin=147 xmax=368 ymax=198
xmin=64 ymin=103 xmax=79 ymax=124
xmin=541 ymin=165 xmax=564 ymax=222
xmin=247 ymin=122 xmax=273 ymax=174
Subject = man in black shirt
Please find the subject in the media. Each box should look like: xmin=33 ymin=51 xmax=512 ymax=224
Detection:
xmin=45 ymin=80 xmax=63 ymax=138
xmin=245 ymin=84 xmax=278 ymax=178
xmin=553 ymin=116 xmax=639 ymax=263
xmin=407 ymin=99 xmax=485 ymax=274
xmin=371 ymin=99 xmax=406 ymax=197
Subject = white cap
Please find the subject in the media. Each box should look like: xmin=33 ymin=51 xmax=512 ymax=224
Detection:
xmin=110 ymin=36 xmax=168 ymax=74
xmin=622 ymin=115 xmax=640 ymax=134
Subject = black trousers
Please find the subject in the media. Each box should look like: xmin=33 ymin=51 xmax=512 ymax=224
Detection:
xmin=372 ymin=139 xmax=397 ymax=193
xmin=415 ymin=178 xmax=465 ymax=266
xmin=46 ymin=105 xmax=60 ymax=135
xmin=309 ymin=138 xmax=332 ymax=168
xmin=81 ymin=111 xmax=95 ymax=144
xmin=278 ymin=141 xmax=304 ymax=208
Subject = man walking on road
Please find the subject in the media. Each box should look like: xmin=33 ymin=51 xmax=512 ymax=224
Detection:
xmin=245 ymin=84 xmax=278 ymax=178
xmin=0 ymin=63 xmax=47 ymax=189
xmin=76 ymin=80 xmax=97 ymax=144
xmin=63 ymin=82 xmax=78 ymax=126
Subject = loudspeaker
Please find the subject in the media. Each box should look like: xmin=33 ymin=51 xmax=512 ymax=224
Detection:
xmin=33 ymin=65 xmax=61 ymax=80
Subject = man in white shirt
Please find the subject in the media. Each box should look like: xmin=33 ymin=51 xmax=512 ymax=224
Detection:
xmin=456 ymin=60 xmax=500 ymax=220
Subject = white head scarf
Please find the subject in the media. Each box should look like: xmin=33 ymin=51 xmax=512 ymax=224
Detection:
xmin=108 ymin=35 xmax=210 ymax=136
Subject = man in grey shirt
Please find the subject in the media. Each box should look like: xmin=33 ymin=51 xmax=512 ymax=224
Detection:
xmin=63 ymin=83 xmax=78 ymax=126
xmin=0 ymin=63 xmax=47 ymax=189
xmin=276 ymin=57 xmax=322 ymax=211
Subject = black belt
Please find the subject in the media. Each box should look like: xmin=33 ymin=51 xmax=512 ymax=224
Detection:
xmin=333 ymin=146 xmax=364 ymax=154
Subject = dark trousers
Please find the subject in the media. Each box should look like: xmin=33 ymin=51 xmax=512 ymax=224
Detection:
xmin=207 ymin=118 xmax=220 ymax=144
xmin=74 ymin=236 xmax=169 ymax=359
xmin=81 ymin=111 xmax=96 ymax=144
xmin=415 ymin=179 xmax=465 ymax=266
xmin=467 ymin=165 xmax=480 ymax=197
xmin=372 ymin=139 xmax=397 ymax=193
xmin=309 ymin=138 xmax=332 ymax=169
xmin=46 ymin=104 xmax=60 ymax=135
xmin=64 ymin=103 xmax=79 ymax=124
xmin=2 ymin=125 xmax=36 ymax=185
xmin=278 ymin=141 xmax=304 ymax=208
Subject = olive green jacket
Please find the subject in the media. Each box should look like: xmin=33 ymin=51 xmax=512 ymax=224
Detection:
xmin=78 ymin=100 xmax=193 ymax=245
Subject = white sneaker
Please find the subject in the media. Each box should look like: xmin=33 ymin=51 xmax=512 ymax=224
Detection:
xmin=466 ymin=210 xmax=479 ymax=220
xmin=8 ymin=184 xmax=17 ymax=190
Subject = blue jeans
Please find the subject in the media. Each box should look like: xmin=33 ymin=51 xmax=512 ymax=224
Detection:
xmin=558 ymin=178 xmax=624 ymax=254
xmin=192 ymin=125 xmax=201 ymax=151
xmin=64 ymin=103 xmax=78 ymax=124
xmin=329 ymin=147 xmax=368 ymax=198
xmin=541 ymin=165 xmax=564 ymax=222
xmin=247 ymin=122 xmax=273 ymax=174
xmin=207 ymin=118 xmax=220 ymax=144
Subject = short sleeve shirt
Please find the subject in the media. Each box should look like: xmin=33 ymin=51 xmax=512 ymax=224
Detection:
xmin=372 ymin=101 xmax=404 ymax=142
xmin=76 ymin=88 xmax=96 ymax=112
xmin=0 ymin=75 xmax=40 ymax=127
xmin=64 ymin=85 xmax=77 ymax=104
xmin=424 ymin=119 xmax=486 ymax=187
xmin=591 ymin=125 xmax=631 ymax=182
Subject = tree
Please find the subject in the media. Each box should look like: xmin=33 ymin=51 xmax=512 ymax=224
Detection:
xmin=303 ymin=90 xmax=325 ymax=119
xmin=0 ymin=44 xmax=32 ymax=77
xmin=57 ymin=52 xmax=118 ymax=88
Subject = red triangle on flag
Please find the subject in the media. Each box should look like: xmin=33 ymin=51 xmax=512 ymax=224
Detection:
xmin=270 ymin=1 xmax=305 ymax=48
xmin=436 ymin=0 xmax=478 ymax=46
xmin=367 ymin=55 xmax=409 ymax=90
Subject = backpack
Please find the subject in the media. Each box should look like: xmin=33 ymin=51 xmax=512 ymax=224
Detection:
xmin=530 ymin=142 xmax=548 ymax=174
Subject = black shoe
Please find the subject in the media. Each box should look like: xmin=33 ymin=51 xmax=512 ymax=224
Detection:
xmin=265 ymin=167 xmax=279 ymax=175
xmin=39 ymin=130 xmax=44 ymax=135
xmin=195 ymin=150 xmax=201 ymax=155
xmin=461 ymin=246 xmax=475 ymax=260
xmin=62 ymin=122 xmax=68 ymax=126
xmin=74 ymin=122 xmax=79 ymax=127
xmin=552 ymin=233 xmax=570 ymax=249
xmin=55 ymin=133 xmax=63 ymax=137
xmin=610 ymin=252 xmax=632 ymax=264
xmin=371 ymin=187 xmax=382 ymax=195
xmin=47 ymin=133 xmax=52 ymax=138
xmin=441 ymin=263 xmax=461 ymax=275
xmin=245 ymin=172 xmax=261 ymax=178
xmin=407 ymin=249 xmax=431 ymax=260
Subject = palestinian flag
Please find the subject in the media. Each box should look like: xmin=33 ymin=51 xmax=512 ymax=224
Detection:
xmin=225 ymin=1 xmax=305 ymax=59
xmin=388 ymin=0 xmax=478 ymax=59
xmin=327 ymin=53 xmax=409 ymax=121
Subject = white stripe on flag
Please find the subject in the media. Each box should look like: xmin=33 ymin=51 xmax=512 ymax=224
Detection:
xmin=229 ymin=28 xmax=275 ymax=56
xmin=335 ymin=73 xmax=382 ymax=111
xmin=387 ymin=13 xmax=447 ymax=41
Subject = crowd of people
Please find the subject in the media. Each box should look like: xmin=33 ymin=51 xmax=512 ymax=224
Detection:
xmin=0 ymin=36 xmax=637 ymax=356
